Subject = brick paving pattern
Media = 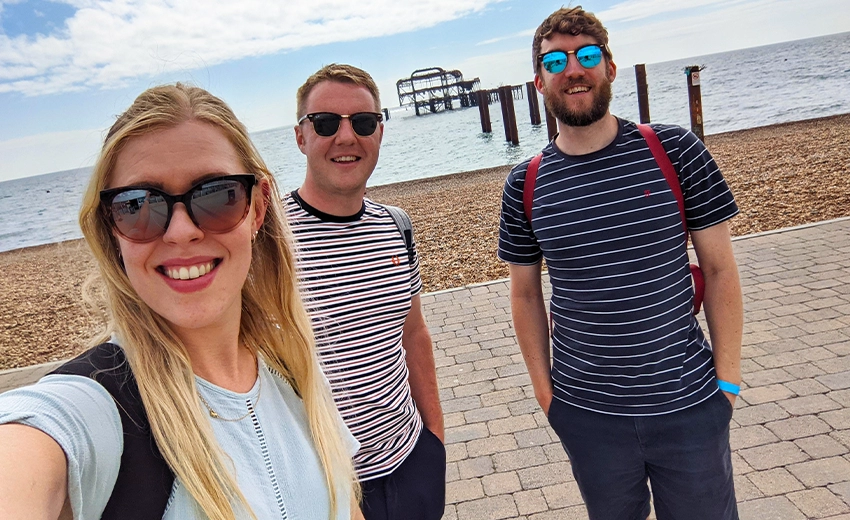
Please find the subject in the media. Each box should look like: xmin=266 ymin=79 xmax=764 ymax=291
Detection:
xmin=423 ymin=218 xmax=850 ymax=520
xmin=2 ymin=218 xmax=849 ymax=519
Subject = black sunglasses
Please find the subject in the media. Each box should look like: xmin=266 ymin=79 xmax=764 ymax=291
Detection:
xmin=100 ymin=174 xmax=257 ymax=243
xmin=298 ymin=112 xmax=383 ymax=137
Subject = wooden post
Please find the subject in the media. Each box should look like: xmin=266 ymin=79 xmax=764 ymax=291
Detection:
xmin=634 ymin=64 xmax=650 ymax=124
xmin=499 ymin=86 xmax=519 ymax=145
xmin=685 ymin=65 xmax=704 ymax=141
xmin=477 ymin=90 xmax=492 ymax=133
xmin=382 ymin=108 xmax=390 ymax=121
xmin=526 ymin=81 xmax=541 ymax=125
xmin=544 ymin=107 xmax=558 ymax=141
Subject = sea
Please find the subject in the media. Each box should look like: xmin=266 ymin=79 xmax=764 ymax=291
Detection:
xmin=1 ymin=31 xmax=849 ymax=253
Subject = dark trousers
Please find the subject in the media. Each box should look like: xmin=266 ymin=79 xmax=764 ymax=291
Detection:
xmin=547 ymin=391 xmax=739 ymax=520
xmin=360 ymin=427 xmax=446 ymax=520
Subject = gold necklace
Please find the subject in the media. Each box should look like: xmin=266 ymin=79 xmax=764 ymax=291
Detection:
xmin=198 ymin=371 xmax=262 ymax=422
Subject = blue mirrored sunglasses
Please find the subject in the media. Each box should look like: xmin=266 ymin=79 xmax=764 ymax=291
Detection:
xmin=537 ymin=44 xmax=606 ymax=74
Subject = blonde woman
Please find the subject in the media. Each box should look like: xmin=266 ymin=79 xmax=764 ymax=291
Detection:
xmin=0 ymin=84 xmax=362 ymax=520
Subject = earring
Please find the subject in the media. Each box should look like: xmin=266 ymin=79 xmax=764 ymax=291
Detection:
xmin=251 ymin=231 xmax=258 ymax=244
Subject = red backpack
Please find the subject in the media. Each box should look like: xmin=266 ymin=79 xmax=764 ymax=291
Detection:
xmin=522 ymin=124 xmax=705 ymax=315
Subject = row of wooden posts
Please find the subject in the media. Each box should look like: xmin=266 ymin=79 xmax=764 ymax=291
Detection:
xmin=478 ymin=64 xmax=705 ymax=144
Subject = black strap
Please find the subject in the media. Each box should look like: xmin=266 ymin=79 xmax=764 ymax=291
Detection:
xmin=383 ymin=204 xmax=415 ymax=264
xmin=51 ymin=343 xmax=174 ymax=519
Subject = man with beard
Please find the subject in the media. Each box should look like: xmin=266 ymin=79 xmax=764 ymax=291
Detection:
xmin=498 ymin=7 xmax=743 ymax=520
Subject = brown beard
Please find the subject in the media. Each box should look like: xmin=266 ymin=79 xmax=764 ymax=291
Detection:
xmin=543 ymin=75 xmax=613 ymax=127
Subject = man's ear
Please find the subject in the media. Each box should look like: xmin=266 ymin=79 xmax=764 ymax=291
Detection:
xmin=294 ymin=124 xmax=307 ymax=155
xmin=534 ymin=74 xmax=546 ymax=95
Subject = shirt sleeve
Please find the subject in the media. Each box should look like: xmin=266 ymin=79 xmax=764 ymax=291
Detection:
xmin=498 ymin=158 xmax=543 ymax=265
xmin=0 ymin=374 xmax=123 ymax=520
xmin=408 ymin=229 xmax=423 ymax=296
xmin=656 ymin=125 xmax=739 ymax=230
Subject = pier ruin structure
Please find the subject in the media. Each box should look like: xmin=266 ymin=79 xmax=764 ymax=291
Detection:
xmin=396 ymin=68 xmax=481 ymax=115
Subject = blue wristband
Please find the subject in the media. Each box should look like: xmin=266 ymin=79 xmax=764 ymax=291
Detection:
xmin=717 ymin=380 xmax=740 ymax=395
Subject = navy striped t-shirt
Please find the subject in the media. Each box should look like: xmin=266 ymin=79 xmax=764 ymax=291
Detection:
xmin=498 ymin=119 xmax=739 ymax=416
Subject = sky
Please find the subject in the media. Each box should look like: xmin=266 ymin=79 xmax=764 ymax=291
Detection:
xmin=1 ymin=0 xmax=848 ymax=183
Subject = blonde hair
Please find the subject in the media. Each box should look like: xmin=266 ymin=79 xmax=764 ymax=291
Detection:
xmin=79 ymin=83 xmax=357 ymax=520
xmin=296 ymin=63 xmax=381 ymax=118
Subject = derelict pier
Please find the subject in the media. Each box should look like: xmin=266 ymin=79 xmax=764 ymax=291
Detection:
xmin=396 ymin=67 xmax=481 ymax=115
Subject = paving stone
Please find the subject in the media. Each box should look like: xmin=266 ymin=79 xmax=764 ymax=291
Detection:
xmin=482 ymin=471 xmax=522 ymax=496
xmin=747 ymin=468 xmax=805 ymax=496
xmin=446 ymin=461 xmax=460 ymax=483
xmin=528 ymin=505 xmax=589 ymax=520
xmin=517 ymin=462 xmax=572 ymax=490
xmin=543 ymin=442 xmax=569 ymax=463
xmin=787 ymin=487 xmax=850 ymax=518
xmin=442 ymin=395 xmax=484 ymax=413
xmin=795 ymin=434 xmax=850 ymax=459
xmin=446 ymin=442 xmax=468 ymax=463
xmin=787 ymin=457 xmax=850 ymax=487
xmin=745 ymin=368 xmax=795 ymax=387
xmin=833 ymin=430 xmax=850 ymax=450
xmin=766 ymin=415 xmax=832 ymax=440
xmin=822 ymin=409 xmax=850 ymax=430
xmin=445 ymin=423 xmax=490 ymax=444
xmin=830 ymin=389 xmax=850 ymax=407
xmin=513 ymin=489 xmax=548 ymax=515
xmin=816 ymin=370 xmax=850 ymax=390
xmin=778 ymin=394 xmax=842 ymax=415
xmin=515 ymin=427 xmax=556 ymax=449
xmin=455 ymin=494 xmax=518 ymax=520
xmin=785 ymin=377 xmax=831 ymax=396
xmin=464 ymin=405 xmax=511 ymax=424
xmin=541 ymin=481 xmax=585 ymax=509
xmin=741 ymin=383 xmax=796 ymax=405
xmin=731 ymin=425 xmax=781 ymax=450
xmin=738 ymin=441 xmax=809 ymax=470
xmin=487 ymin=414 xmax=538 ymax=436
xmin=458 ymin=456 xmax=494 ymax=479
xmin=492 ymin=446 xmax=548 ymax=472
xmin=446 ymin=478 xmax=485 ymax=504
xmin=452 ymin=380 xmax=495 ymax=398
xmin=480 ymin=387 xmax=526 ymax=407
xmin=735 ymin=402 xmax=791 ymax=426
xmin=732 ymin=451 xmax=755 ymax=475
xmin=466 ymin=434 xmax=519 ymax=458
xmin=737 ymin=496 xmax=805 ymax=520
xmin=735 ymin=474 xmax=765 ymax=501
xmin=784 ymin=362 xmax=829 ymax=379
xmin=829 ymin=481 xmax=850 ymax=508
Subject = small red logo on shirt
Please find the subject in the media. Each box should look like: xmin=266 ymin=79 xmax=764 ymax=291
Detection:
xmin=644 ymin=190 xmax=651 ymax=197
xmin=391 ymin=255 xmax=400 ymax=266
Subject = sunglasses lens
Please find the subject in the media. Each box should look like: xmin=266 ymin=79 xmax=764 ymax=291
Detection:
xmin=576 ymin=45 xmax=603 ymax=68
xmin=190 ymin=179 xmax=250 ymax=233
xmin=311 ymin=113 xmax=342 ymax=137
xmin=350 ymin=113 xmax=380 ymax=136
xmin=542 ymin=52 xmax=568 ymax=74
xmin=109 ymin=189 xmax=169 ymax=241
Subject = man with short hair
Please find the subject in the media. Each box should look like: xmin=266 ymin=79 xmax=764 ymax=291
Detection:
xmin=498 ymin=7 xmax=743 ymax=519
xmin=286 ymin=63 xmax=445 ymax=520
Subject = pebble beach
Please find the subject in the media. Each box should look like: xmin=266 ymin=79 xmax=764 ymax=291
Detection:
xmin=2 ymin=113 xmax=849 ymax=371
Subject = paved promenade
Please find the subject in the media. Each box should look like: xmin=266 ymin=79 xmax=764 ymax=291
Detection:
xmin=2 ymin=218 xmax=849 ymax=519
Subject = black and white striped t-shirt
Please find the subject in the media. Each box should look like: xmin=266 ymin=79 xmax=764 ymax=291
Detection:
xmin=285 ymin=192 xmax=423 ymax=480
xmin=498 ymin=119 xmax=739 ymax=416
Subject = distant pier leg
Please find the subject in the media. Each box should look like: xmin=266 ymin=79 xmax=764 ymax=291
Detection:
xmin=477 ymin=91 xmax=492 ymax=133
xmin=382 ymin=108 xmax=390 ymax=121
xmin=526 ymin=82 xmax=541 ymax=125
xmin=634 ymin=64 xmax=650 ymax=124
xmin=499 ymin=86 xmax=520 ymax=145
xmin=544 ymin=107 xmax=558 ymax=142
xmin=686 ymin=65 xmax=705 ymax=140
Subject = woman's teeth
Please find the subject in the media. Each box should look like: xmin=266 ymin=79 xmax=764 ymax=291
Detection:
xmin=164 ymin=261 xmax=215 ymax=280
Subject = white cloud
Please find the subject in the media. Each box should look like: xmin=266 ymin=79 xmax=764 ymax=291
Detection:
xmin=0 ymin=0 xmax=506 ymax=96
xmin=476 ymin=28 xmax=534 ymax=46
xmin=599 ymin=0 xmax=745 ymax=23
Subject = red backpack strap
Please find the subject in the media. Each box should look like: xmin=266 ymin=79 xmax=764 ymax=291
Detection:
xmin=523 ymin=153 xmax=544 ymax=222
xmin=636 ymin=124 xmax=705 ymax=314
xmin=636 ymin=124 xmax=687 ymax=234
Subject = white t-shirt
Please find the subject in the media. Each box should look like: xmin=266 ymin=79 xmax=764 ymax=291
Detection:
xmin=0 ymin=362 xmax=357 ymax=519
